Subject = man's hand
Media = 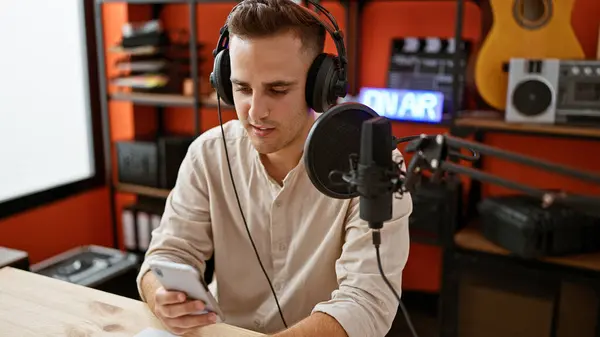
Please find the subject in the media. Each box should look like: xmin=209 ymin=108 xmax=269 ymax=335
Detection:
xmin=153 ymin=287 xmax=218 ymax=335
xmin=141 ymin=271 xmax=217 ymax=336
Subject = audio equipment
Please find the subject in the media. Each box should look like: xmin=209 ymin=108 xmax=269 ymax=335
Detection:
xmin=357 ymin=117 xmax=394 ymax=229
xmin=116 ymin=135 xmax=195 ymax=189
xmin=474 ymin=0 xmax=585 ymax=110
xmin=305 ymin=101 xmax=463 ymax=239
xmin=506 ymin=58 xmax=600 ymax=125
xmin=303 ymin=101 xmax=600 ymax=229
xmin=304 ymin=103 xmax=414 ymax=200
xmin=209 ymin=0 xmax=348 ymax=113
xmin=478 ymin=194 xmax=600 ymax=258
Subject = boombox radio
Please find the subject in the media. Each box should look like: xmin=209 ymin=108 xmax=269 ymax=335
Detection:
xmin=505 ymin=58 xmax=600 ymax=125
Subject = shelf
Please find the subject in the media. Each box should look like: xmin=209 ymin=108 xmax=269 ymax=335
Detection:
xmin=115 ymin=183 xmax=171 ymax=198
xmin=110 ymin=92 xmax=194 ymax=107
xmin=455 ymin=227 xmax=600 ymax=272
xmin=201 ymin=99 xmax=235 ymax=110
xmin=109 ymin=92 xmax=236 ymax=110
xmin=392 ymin=119 xmax=454 ymax=128
xmin=455 ymin=117 xmax=600 ymax=140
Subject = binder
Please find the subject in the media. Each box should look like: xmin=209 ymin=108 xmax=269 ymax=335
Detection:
xmin=122 ymin=204 xmax=137 ymax=252
xmin=121 ymin=200 xmax=166 ymax=254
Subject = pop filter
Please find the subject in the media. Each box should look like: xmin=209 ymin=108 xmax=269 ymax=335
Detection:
xmin=304 ymin=102 xmax=380 ymax=199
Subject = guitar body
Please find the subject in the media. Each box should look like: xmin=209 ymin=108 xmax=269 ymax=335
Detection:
xmin=475 ymin=0 xmax=585 ymax=110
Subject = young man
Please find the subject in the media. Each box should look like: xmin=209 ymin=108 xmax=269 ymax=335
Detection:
xmin=136 ymin=1 xmax=412 ymax=336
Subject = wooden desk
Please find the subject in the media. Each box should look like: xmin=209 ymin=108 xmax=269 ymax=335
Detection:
xmin=0 ymin=267 xmax=264 ymax=337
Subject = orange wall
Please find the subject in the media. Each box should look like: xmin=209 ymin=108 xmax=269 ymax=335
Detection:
xmin=1 ymin=1 xmax=599 ymax=292
xmin=0 ymin=188 xmax=112 ymax=264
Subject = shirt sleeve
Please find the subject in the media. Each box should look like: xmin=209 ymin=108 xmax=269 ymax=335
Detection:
xmin=311 ymin=149 xmax=412 ymax=337
xmin=136 ymin=142 xmax=214 ymax=302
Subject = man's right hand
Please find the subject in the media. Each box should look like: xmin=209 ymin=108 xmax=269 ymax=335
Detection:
xmin=153 ymin=286 xmax=218 ymax=335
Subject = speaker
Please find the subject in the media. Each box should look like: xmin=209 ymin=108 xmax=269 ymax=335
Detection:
xmin=116 ymin=135 xmax=195 ymax=189
xmin=505 ymin=58 xmax=559 ymax=124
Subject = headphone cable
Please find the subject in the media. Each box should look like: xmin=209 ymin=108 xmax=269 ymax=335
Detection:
xmin=215 ymin=96 xmax=289 ymax=329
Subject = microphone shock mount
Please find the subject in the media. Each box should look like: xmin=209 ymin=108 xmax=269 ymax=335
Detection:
xmin=328 ymin=153 xmax=409 ymax=205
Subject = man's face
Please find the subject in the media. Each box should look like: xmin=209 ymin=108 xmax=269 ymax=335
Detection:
xmin=228 ymin=31 xmax=313 ymax=155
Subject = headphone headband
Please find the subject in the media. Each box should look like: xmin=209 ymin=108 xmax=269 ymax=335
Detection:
xmin=304 ymin=0 xmax=347 ymax=89
xmin=212 ymin=0 xmax=347 ymax=90
xmin=210 ymin=0 xmax=348 ymax=112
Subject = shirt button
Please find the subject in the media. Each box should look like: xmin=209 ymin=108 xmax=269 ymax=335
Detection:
xmin=278 ymin=242 xmax=288 ymax=251
xmin=274 ymin=282 xmax=283 ymax=291
xmin=254 ymin=319 xmax=263 ymax=328
xmin=274 ymin=200 xmax=282 ymax=207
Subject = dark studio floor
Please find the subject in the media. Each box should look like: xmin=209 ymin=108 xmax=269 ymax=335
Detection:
xmin=386 ymin=291 xmax=440 ymax=337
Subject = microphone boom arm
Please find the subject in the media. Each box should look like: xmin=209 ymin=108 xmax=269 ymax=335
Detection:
xmin=403 ymin=134 xmax=600 ymax=215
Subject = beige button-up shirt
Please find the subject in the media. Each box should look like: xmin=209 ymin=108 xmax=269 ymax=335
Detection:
xmin=136 ymin=119 xmax=412 ymax=337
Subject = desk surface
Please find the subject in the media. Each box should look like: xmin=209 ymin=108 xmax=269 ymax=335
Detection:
xmin=0 ymin=267 xmax=264 ymax=337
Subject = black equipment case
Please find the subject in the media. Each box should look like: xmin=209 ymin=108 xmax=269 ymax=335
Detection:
xmin=477 ymin=194 xmax=600 ymax=258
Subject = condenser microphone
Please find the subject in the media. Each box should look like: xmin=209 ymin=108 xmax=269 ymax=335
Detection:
xmin=357 ymin=117 xmax=394 ymax=229
xmin=304 ymin=102 xmax=421 ymax=337
xmin=304 ymin=103 xmax=411 ymax=201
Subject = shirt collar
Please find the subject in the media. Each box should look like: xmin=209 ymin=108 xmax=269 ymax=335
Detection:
xmin=252 ymin=146 xmax=307 ymax=188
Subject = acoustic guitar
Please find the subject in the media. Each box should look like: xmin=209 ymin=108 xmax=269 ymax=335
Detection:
xmin=474 ymin=0 xmax=585 ymax=110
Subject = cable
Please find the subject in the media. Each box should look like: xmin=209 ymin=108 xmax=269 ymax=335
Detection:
xmin=372 ymin=230 xmax=420 ymax=337
xmin=216 ymin=97 xmax=288 ymax=329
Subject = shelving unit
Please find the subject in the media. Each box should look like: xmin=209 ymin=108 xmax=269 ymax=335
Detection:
xmin=94 ymin=0 xmax=242 ymax=249
xmin=455 ymin=117 xmax=600 ymax=140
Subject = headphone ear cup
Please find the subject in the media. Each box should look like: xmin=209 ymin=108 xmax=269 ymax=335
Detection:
xmin=306 ymin=53 xmax=339 ymax=113
xmin=210 ymin=49 xmax=234 ymax=106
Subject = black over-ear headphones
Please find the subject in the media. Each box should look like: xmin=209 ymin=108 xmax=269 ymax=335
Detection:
xmin=209 ymin=0 xmax=348 ymax=113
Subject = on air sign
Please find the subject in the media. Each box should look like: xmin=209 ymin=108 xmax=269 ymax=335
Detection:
xmin=358 ymin=87 xmax=444 ymax=123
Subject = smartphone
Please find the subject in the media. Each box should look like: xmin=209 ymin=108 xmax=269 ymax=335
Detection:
xmin=149 ymin=260 xmax=225 ymax=322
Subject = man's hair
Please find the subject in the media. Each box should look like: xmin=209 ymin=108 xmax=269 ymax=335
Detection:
xmin=226 ymin=0 xmax=326 ymax=57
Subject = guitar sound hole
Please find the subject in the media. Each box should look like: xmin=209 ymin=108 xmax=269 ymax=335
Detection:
xmin=513 ymin=0 xmax=552 ymax=30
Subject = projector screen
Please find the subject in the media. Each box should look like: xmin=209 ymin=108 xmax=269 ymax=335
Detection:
xmin=0 ymin=0 xmax=97 ymax=204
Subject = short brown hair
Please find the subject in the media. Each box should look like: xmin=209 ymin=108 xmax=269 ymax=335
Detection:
xmin=226 ymin=0 xmax=326 ymax=57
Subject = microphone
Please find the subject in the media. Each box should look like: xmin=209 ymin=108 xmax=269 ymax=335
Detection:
xmin=304 ymin=103 xmax=421 ymax=337
xmin=356 ymin=116 xmax=394 ymax=230
xmin=304 ymin=103 xmax=408 ymax=203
